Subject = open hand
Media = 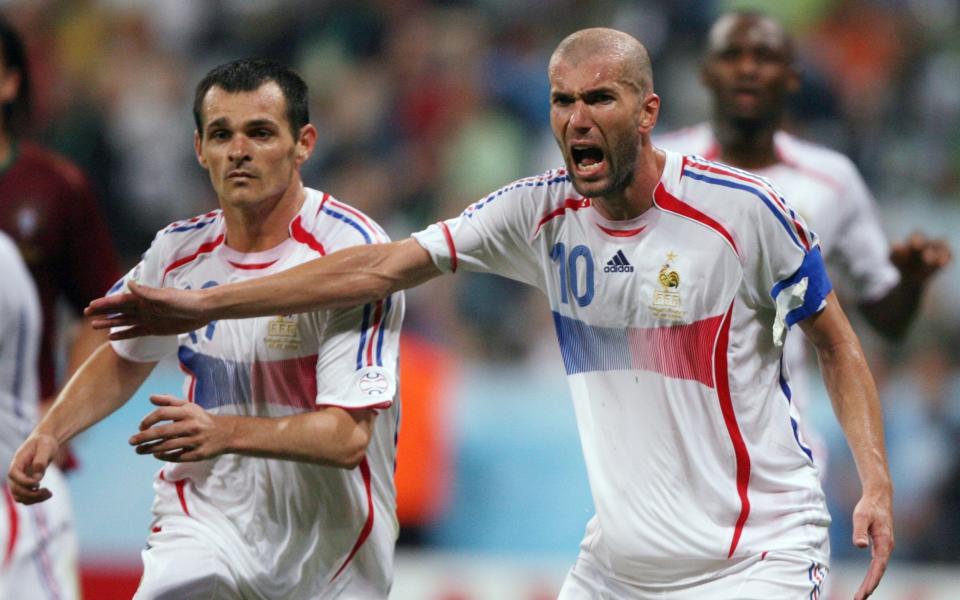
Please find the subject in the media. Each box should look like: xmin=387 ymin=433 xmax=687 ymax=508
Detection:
xmin=851 ymin=489 xmax=894 ymax=600
xmin=84 ymin=280 xmax=211 ymax=340
xmin=130 ymin=395 xmax=233 ymax=462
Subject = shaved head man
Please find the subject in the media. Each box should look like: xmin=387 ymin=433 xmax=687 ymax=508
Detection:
xmin=87 ymin=27 xmax=895 ymax=599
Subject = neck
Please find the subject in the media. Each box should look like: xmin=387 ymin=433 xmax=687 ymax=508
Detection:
xmin=712 ymin=118 xmax=779 ymax=170
xmin=222 ymin=179 xmax=305 ymax=253
xmin=593 ymin=144 xmax=666 ymax=221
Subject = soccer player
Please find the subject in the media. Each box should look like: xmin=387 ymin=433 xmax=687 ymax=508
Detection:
xmin=10 ymin=59 xmax=404 ymax=599
xmin=657 ymin=12 xmax=951 ymax=464
xmin=0 ymin=15 xmax=122 ymax=430
xmin=87 ymin=30 xmax=892 ymax=599
xmin=0 ymin=230 xmax=78 ymax=599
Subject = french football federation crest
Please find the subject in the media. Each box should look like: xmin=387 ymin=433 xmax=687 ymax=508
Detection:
xmin=650 ymin=251 xmax=684 ymax=321
xmin=265 ymin=315 xmax=302 ymax=350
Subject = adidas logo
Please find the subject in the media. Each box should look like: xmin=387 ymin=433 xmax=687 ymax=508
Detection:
xmin=603 ymin=250 xmax=634 ymax=273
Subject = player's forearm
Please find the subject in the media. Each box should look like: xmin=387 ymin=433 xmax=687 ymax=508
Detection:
xmin=218 ymin=409 xmax=373 ymax=469
xmin=38 ymin=343 xmax=155 ymax=444
xmin=64 ymin=318 xmax=112 ymax=382
xmin=200 ymin=239 xmax=436 ymax=320
xmin=817 ymin=339 xmax=892 ymax=492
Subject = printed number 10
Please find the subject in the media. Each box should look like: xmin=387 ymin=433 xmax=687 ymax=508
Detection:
xmin=550 ymin=243 xmax=594 ymax=307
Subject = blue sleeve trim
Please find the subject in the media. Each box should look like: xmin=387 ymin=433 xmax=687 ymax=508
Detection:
xmin=770 ymin=247 xmax=833 ymax=326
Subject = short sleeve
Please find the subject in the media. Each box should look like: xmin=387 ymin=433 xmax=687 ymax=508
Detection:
xmin=108 ymin=233 xmax=178 ymax=362
xmin=825 ymin=163 xmax=899 ymax=302
xmin=314 ymin=291 xmax=404 ymax=410
xmin=742 ymin=183 xmax=833 ymax=346
xmin=411 ymin=180 xmax=543 ymax=286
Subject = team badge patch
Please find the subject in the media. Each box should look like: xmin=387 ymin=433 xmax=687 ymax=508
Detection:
xmin=359 ymin=372 xmax=389 ymax=396
xmin=650 ymin=251 xmax=684 ymax=321
xmin=265 ymin=315 xmax=302 ymax=350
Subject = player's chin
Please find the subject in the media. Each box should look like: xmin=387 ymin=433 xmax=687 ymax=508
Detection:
xmin=570 ymin=175 xmax=613 ymax=199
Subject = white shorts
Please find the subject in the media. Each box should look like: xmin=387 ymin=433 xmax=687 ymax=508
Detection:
xmin=0 ymin=467 xmax=79 ymax=600
xmin=558 ymin=551 xmax=828 ymax=600
xmin=134 ymin=515 xmax=244 ymax=600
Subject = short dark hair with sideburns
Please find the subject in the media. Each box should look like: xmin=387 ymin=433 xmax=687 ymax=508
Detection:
xmin=193 ymin=58 xmax=309 ymax=139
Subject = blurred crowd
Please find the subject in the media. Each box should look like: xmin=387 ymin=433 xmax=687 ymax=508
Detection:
xmin=7 ymin=0 xmax=959 ymax=563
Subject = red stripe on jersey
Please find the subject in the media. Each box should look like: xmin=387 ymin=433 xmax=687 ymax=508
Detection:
xmin=627 ymin=316 xmax=723 ymax=388
xmin=597 ymin=224 xmax=647 ymax=237
xmin=365 ymin=300 xmax=384 ymax=367
xmin=3 ymin=485 xmax=18 ymax=566
xmin=162 ymin=234 xmax=226 ymax=283
xmin=330 ymin=457 xmax=375 ymax=582
xmin=713 ymin=303 xmax=751 ymax=558
xmin=439 ymin=222 xmax=458 ymax=273
xmin=227 ymin=259 xmax=278 ymax=270
xmin=653 ymin=184 xmax=740 ymax=256
xmin=251 ymin=354 xmax=319 ymax=411
xmin=327 ymin=199 xmax=386 ymax=243
xmin=316 ymin=192 xmax=331 ymax=216
xmin=316 ymin=400 xmax=393 ymax=411
xmin=291 ymin=214 xmax=326 ymax=256
xmin=534 ymin=196 xmax=591 ymax=235
xmin=159 ymin=472 xmax=191 ymax=516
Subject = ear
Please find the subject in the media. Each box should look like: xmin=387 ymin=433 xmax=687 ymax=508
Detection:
xmin=194 ymin=130 xmax=208 ymax=169
xmin=638 ymin=92 xmax=660 ymax=133
xmin=0 ymin=70 xmax=21 ymax=105
xmin=294 ymin=124 xmax=318 ymax=167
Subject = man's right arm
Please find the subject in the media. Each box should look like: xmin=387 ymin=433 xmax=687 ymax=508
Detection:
xmin=86 ymin=238 xmax=441 ymax=339
xmin=8 ymin=343 xmax=156 ymax=504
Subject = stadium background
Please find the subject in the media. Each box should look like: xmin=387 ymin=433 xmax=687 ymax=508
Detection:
xmin=7 ymin=0 xmax=959 ymax=597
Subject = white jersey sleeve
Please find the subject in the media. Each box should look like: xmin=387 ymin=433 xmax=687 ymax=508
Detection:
xmin=734 ymin=171 xmax=833 ymax=345
xmin=108 ymin=230 xmax=179 ymax=363
xmin=823 ymin=157 xmax=899 ymax=302
xmin=412 ymin=173 xmax=559 ymax=286
xmin=314 ymin=293 xmax=403 ymax=410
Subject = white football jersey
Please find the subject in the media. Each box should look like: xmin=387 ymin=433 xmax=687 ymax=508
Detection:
xmin=110 ymin=188 xmax=404 ymax=599
xmin=0 ymin=231 xmax=40 ymax=477
xmin=414 ymin=150 xmax=832 ymax=587
xmin=657 ymin=123 xmax=899 ymax=422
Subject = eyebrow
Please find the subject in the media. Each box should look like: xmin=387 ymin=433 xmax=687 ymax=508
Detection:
xmin=205 ymin=117 xmax=279 ymax=131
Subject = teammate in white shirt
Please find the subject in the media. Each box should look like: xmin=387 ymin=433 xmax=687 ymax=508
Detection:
xmin=87 ymin=29 xmax=893 ymax=599
xmin=8 ymin=59 xmax=403 ymax=599
xmin=0 ymin=231 xmax=78 ymax=600
xmin=657 ymin=12 xmax=951 ymax=467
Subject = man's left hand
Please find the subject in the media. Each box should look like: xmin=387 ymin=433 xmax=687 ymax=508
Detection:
xmin=130 ymin=395 xmax=233 ymax=462
xmin=851 ymin=487 xmax=895 ymax=600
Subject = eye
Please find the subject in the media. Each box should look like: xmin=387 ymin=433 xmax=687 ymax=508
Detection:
xmin=252 ymin=128 xmax=273 ymax=139
xmin=552 ymin=95 xmax=574 ymax=107
xmin=209 ymin=129 xmax=230 ymax=141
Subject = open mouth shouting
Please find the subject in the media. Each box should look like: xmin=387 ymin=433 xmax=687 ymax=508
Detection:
xmin=571 ymin=144 xmax=606 ymax=178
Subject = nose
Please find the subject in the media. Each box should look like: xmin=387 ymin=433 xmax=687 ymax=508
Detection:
xmin=734 ymin=53 xmax=760 ymax=77
xmin=227 ymin=135 xmax=251 ymax=164
xmin=569 ymin=100 xmax=594 ymax=132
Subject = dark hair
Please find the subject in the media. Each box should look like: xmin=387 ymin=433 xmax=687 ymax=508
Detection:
xmin=0 ymin=15 xmax=32 ymax=137
xmin=193 ymin=58 xmax=309 ymax=139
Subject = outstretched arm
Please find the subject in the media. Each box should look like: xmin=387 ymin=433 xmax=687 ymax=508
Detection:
xmin=85 ymin=238 xmax=440 ymax=339
xmin=859 ymin=233 xmax=951 ymax=339
xmin=129 ymin=395 xmax=376 ymax=469
xmin=8 ymin=344 xmax=156 ymax=504
xmin=799 ymin=292 xmax=893 ymax=600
